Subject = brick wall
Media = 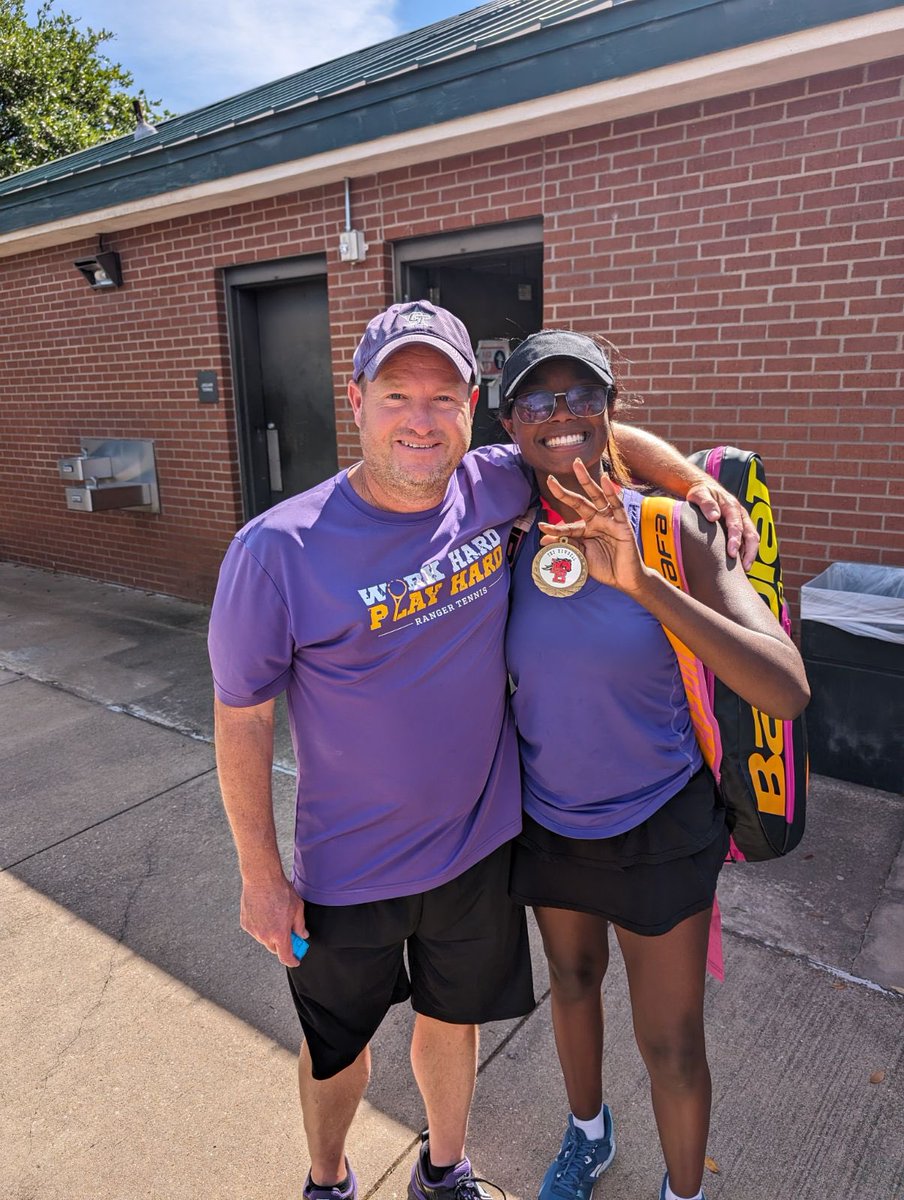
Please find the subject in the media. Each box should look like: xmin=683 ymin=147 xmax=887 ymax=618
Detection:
xmin=1 ymin=55 xmax=901 ymax=606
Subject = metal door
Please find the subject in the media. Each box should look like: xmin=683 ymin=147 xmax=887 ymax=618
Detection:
xmin=230 ymin=270 xmax=337 ymax=517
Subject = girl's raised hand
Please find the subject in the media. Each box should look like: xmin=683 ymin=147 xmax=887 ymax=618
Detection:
xmin=538 ymin=459 xmax=647 ymax=593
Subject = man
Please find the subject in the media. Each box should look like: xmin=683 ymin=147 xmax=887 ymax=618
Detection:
xmin=208 ymin=302 xmax=753 ymax=1200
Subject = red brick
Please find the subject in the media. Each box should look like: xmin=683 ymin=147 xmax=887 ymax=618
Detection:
xmin=866 ymin=56 xmax=904 ymax=80
xmin=2 ymin=55 xmax=902 ymax=599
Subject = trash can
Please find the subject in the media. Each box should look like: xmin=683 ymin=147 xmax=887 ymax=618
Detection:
xmin=801 ymin=563 xmax=904 ymax=793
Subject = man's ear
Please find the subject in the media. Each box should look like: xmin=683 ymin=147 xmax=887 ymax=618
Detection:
xmin=348 ymin=379 xmax=364 ymax=428
xmin=500 ymin=411 xmax=514 ymax=439
xmin=469 ymin=385 xmax=479 ymax=416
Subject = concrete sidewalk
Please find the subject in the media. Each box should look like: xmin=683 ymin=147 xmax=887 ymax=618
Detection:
xmin=1 ymin=561 xmax=902 ymax=1200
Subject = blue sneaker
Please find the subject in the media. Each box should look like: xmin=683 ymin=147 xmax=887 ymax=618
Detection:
xmin=658 ymin=1173 xmax=706 ymax=1200
xmin=538 ymin=1109 xmax=616 ymax=1200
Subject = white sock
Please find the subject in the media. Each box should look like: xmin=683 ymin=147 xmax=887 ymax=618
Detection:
xmin=572 ymin=1106 xmax=609 ymax=1141
xmin=664 ymin=1177 xmax=703 ymax=1200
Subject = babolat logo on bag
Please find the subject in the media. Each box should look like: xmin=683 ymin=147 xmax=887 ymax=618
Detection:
xmin=640 ymin=447 xmax=808 ymax=862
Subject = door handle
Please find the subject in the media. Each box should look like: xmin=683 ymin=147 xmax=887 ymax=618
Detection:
xmin=266 ymin=423 xmax=283 ymax=492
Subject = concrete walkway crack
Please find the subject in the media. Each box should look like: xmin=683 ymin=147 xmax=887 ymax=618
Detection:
xmin=2 ymin=767 xmax=218 ymax=872
xmin=720 ymin=924 xmax=902 ymax=999
xmin=27 ymin=849 xmax=159 ymax=1157
xmin=852 ymin=819 xmax=904 ymax=965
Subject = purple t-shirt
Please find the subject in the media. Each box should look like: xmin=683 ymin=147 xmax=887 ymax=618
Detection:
xmin=505 ymin=489 xmax=702 ymax=838
xmin=208 ymin=445 xmax=532 ymax=905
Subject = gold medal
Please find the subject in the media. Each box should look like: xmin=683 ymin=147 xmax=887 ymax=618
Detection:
xmin=531 ymin=537 xmax=588 ymax=598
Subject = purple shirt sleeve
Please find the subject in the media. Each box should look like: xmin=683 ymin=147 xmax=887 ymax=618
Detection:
xmin=208 ymin=537 xmax=294 ymax=707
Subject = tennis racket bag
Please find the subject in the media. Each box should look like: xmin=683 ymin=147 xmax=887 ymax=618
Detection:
xmin=640 ymin=447 xmax=808 ymax=861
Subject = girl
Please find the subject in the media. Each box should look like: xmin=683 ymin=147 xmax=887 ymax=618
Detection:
xmin=500 ymin=330 xmax=809 ymax=1200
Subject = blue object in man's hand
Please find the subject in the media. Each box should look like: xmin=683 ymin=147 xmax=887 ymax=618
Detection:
xmin=291 ymin=931 xmax=309 ymax=961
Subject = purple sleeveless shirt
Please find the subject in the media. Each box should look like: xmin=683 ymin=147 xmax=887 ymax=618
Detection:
xmin=505 ymin=488 xmax=702 ymax=838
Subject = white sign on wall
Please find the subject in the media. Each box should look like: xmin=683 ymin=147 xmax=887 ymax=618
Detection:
xmin=476 ymin=339 xmax=511 ymax=379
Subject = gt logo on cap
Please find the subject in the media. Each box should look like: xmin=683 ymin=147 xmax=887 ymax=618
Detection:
xmin=405 ymin=309 xmax=434 ymax=327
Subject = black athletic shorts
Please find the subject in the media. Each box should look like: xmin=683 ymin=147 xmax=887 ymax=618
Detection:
xmin=509 ymin=769 xmax=729 ymax=936
xmin=286 ymin=842 xmax=535 ymax=1080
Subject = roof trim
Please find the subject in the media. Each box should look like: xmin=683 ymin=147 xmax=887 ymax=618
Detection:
xmin=1 ymin=6 xmax=901 ymax=258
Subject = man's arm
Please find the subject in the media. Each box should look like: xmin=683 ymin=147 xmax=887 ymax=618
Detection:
xmin=214 ymin=696 xmax=306 ymax=966
xmin=613 ymin=423 xmax=758 ymax=568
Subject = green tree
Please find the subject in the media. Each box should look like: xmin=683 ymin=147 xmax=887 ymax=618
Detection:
xmin=0 ymin=0 xmax=168 ymax=178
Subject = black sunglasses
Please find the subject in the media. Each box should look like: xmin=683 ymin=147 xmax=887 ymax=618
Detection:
xmin=509 ymin=384 xmax=611 ymax=424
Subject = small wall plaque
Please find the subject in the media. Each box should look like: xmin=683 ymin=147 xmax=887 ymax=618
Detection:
xmin=197 ymin=370 xmax=219 ymax=404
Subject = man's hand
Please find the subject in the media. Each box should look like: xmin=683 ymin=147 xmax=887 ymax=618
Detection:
xmin=685 ymin=479 xmax=759 ymax=569
xmin=240 ymin=874 xmax=308 ymax=967
xmin=611 ymin=424 xmax=760 ymax=568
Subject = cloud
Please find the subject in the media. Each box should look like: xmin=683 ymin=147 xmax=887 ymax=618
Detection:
xmin=47 ymin=0 xmax=405 ymax=114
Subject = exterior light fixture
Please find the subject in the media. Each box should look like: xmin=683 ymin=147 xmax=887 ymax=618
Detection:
xmin=74 ymin=248 xmax=123 ymax=290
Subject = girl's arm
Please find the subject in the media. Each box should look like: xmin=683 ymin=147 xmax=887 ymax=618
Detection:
xmin=541 ymin=460 xmax=810 ymax=720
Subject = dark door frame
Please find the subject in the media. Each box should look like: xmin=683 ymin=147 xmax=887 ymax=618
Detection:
xmin=393 ymin=220 xmax=544 ymax=448
xmin=394 ymin=219 xmax=543 ymax=302
xmin=224 ymin=254 xmax=329 ymax=521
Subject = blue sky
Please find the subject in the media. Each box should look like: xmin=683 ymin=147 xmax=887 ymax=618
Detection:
xmin=27 ymin=0 xmax=482 ymax=116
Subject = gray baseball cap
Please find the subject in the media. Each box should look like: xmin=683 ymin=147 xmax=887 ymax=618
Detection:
xmin=353 ymin=301 xmax=477 ymax=382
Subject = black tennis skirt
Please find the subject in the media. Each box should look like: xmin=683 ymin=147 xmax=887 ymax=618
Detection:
xmin=509 ymin=769 xmax=729 ymax=936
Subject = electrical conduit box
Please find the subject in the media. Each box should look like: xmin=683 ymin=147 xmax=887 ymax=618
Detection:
xmin=338 ymin=230 xmax=367 ymax=262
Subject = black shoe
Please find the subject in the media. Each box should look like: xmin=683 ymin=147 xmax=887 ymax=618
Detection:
xmin=408 ymin=1135 xmax=503 ymax=1200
